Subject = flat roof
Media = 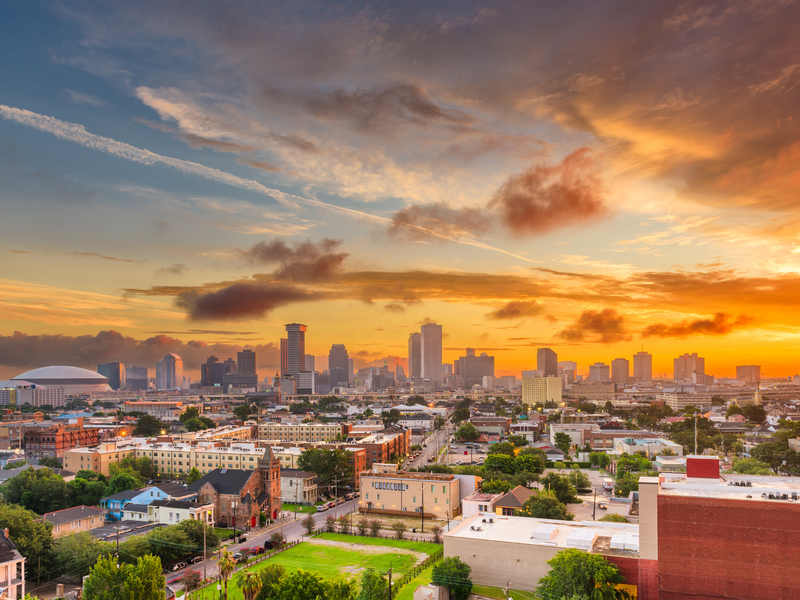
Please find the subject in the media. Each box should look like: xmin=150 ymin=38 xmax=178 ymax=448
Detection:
xmin=658 ymin=473 xmax=800 ymax=502
xmin=363 ymin=471 xmax=455 ymax=481
xmin=446 ymin=513 xmax=639 ymax=558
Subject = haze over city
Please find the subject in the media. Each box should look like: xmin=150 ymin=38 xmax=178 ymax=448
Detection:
xmin=3 ymin=1 xmax=800 ymax=381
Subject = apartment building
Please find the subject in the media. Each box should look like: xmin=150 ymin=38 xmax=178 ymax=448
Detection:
xmin=257 ymin=422 xmax=347 ymax=443
xmin=0 ymin=529 xmax=25 ymax=600
xmin=63 ymin=443 xmax=137 ymax=476
xmin=345 ymin=428 xmax=411 ymax=468
xmin=360 ymin=471 xmax=460 ymax=520
xmin=123 ymin=400 xmax=187 ymax=421
xmin=25 ymin=421 xmax=100 ymax=457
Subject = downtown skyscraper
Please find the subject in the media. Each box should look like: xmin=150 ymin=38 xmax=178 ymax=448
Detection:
xmin=408 ymin=332 xmax=421 ymax=378
xmin=537 ymin=348 xmax=558 ymax=377
xmin=421 ymin=323 xmax=443 ymax=385
xmin=284 ymin=324 xmax=307 ymax=376
xmin=329 ymin=344 xmax=349 ymax=388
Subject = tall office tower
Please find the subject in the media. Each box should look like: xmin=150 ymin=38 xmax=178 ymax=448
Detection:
xmin=238 ymin=349 xmax=256 ymax=375
xmin=329 ymin=344 xmax=349 ymax=387
xmin=558 ymin=361 xmax=578 ymax=373
xmin=125 ymin=366 xmax=148 ymax=391
xmin=537 ymin=348 xmax=558 ymax=377
xmin=348 ymin=358 xmax=354 ymax=382
xmin=280 ymin=339 xmax=288 ymax=376
xmin=396 ymin=364 xmax=407 ymax=383
xmin=611 ymin=358 xmax=630 ymax=386
xmin=736 ymin=365 xmax=761 ymax=384
xmin=305 ymin=355 xmax=316 ymax=373
xmin=454 ymin=349 xmax=495 ymax=388
xmin=201 ymin=355 xmax=236 ymax=387
xmin=155 ymin=353 xmax=183 ymax=390
xmin=589 ymin=362 xmax=610 ymax=382
xmin=97 ymin=362 xmax=125 ymax=390
xmin=408 ymin=333 xmax=422 ymax=378
xmin=420 ymin=323 xmax=443 ymax=385
xmin=674 ymin=353 xmax=705 ymax=381
xmin=633 ymin=351 xmax=653 ymax=382
xmin=284 ymin=324 xmax=307 ymax=376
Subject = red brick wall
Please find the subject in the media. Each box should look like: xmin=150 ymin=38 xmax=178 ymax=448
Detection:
xmin=686 ymin=457 xmax=719 ymax=478
xmin=658 ymin=495 xmax=800 ymax=600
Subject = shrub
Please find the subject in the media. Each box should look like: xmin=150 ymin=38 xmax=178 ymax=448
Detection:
xmin=357 ymin=518 xmax=368 ymax=536
xmin=431 ymin=524 xmax=442 ymax=544
xmin=391 ymin=521 xmax=406 ymax=540
xmin=325 ymin=515 xmax=336 ymax=533
xmin=369 ymin=520 xmax=381 ymax=537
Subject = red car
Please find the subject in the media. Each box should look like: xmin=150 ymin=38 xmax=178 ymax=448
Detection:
xmin=252 ymin=546 xmax=265 ymax=555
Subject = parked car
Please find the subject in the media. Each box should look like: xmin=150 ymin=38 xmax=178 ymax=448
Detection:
xmin=189 ymin=556 xmax=204 ymax=564
xmin=232 ymin=553 xmax=243 ymax=563
xmin=264 ymin=540 xmax=278 ymax=549
xmin=252 ymin=546 xmax=265 ymax=555
xmin=317 ymin=504 xmax=328 ymax=512
xmin=324 ymin=501 xmax=336 ymax=509
xmin=171 ymin=562 xmax=187 ymax=571
xmin=345 ymin=492 xmax=357 ymax=501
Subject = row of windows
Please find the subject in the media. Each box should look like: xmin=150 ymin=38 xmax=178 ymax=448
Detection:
xmin=365 ymin=493 xmax=448 ymax=505
xmin=369 ymin=482 xmax=448 ymax=494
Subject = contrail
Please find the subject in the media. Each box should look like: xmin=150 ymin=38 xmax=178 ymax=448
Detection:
xmin=0 ymin=104 xmax=533 ymax=263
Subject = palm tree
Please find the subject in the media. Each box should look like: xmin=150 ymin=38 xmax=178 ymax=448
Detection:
xmin=218 ymin=549 xmax=236 ymax=599
xmin=238 ymin=570 xmax=263 ymax=600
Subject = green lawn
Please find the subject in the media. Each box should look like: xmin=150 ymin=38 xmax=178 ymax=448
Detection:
xmin=314 ymin=533 xmax=441 ymax=555
xmin=281 ymin=503 xmax=317 ymax=514
xmin=472 ymin=585 xmax=540 ymax=599
xmin=196 ymin=540 xmax=424 ymax=600
xmin=395 ymin=565 xmax=435 ymax=600
xmin=213 ymin=528 xmax=236 ymax=540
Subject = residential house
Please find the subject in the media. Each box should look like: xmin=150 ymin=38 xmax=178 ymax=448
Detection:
xmin=124 ymin=500 xmax=214 ymax=525
xmin=42 ymin=506 xmax=107 ymax=538
xmin=0 ymin=528 xmax=24 ymax=600
xmin=0 ymin=453 xmax=24 ymax=469
xmin=280 ymin=469 xmax=319 ymax=505
xmin=100 ymin=483 xmax=196 ymax=521
xmin=494 ymin=486 xmax=535 ymax=516
xmin=461 ymin=492 xmax=502 ymax=519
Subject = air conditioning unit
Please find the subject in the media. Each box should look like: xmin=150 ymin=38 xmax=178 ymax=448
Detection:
xmin=482 ymin=519 xmax=487 ymax=523
xmin=489 ymin=518 xmax=494 ymax=523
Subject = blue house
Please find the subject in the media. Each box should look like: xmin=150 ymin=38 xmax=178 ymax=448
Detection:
xmin=101 ymin=483 xmax=196 ymax=521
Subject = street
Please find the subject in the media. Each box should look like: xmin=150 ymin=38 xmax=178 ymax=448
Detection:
xmin=407 ymin=427 xmax=450 ymax=469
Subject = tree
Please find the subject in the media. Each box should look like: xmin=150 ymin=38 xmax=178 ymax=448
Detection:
xmin=450 ymin=407 xmax=471 ymax=424
xmin=177 ymin=519 xmax=219 ymax=551
xmin=255 ymin=564 xmax=286 ymax=600
xmin=1 ymin=467 xmax=69 ymax=514
xmin=483 ymin=454 xmax=516 ymax=474
xmin=726 ymin=405 xmax=744 ymax=418
xmin=83 ymin=554 xmax=165 ymax=600
xmin=537 ymin=548 xmax=629 ymax=600
xmin=179 ymin=406 xmax=201 ymax=423
xmin=391 ymin=521 xmax=406 ymax=539
xmin=751 ymin=442 xmax=784 ymax=473
xmin=276 ymin=570 xmax=330 ymax=600
xmin=369 ymin=520 xmax=381 ymax=537
xmin=325 ymin=515 xmax=336 ymax=533
xmin=599 ymin=513 xmax=629 ymax=523
xmin=434 ymin=416 xmax=446 ymax=430
xmin=51 ymin=531 xmax=112 ymax=579
xmin=239 ymin=570 xmax=264 ymax=600
xmin=218 ymin=549 xmax=236 ymax=600
xmin=302 ymin=514 xmax=316 ymax=535
xmin=431 ymin=524 xmax=443 ymax=544
xmin=407 ymin=395 xmax=427 ymax=406
xmin=66 ymin=477 xmax=108 ymax=508
xmin=516 ymin=490 xmax=573 ymax=521
xmin=357 ymin=569 xmax=387 ymax=600
xmin=615 ymin=471 xmax=658 ymax=497
xmin=337 ymin=513 xmax=352 ymax=535
xmin=186 ymin=467 xmax=203 ymax=484
xmin=234 ymin=404 xmax=256 ymax=421
xmin=0 ymin=503 xmax=55 ymax=581
xmin=540 ymin=473 xmax=578 ymax=504
xmin=297 ymin=448 xmax=352 ymax=489
xmin=382 ymin=408 xmax=401 ymax=427
xmin=431 ymin=556 xmax=472 ymax=600
xmin=733 ymin=457 xmax=772 ymax=475
xmin=481 ymin=479 xmax=513 ymax=494
xmin=515 ymin=453 xmax=545 ymax=474
xmin=109 ymin=456 xmax=154 ymax=481
xmin=270 ymin=531 xmax=286 ymax=549
xmin=184 ymin=570 xmax=203 ymax=595
xmin=106 ymin=471 xmax=143 ymax=496
xmin=145 ymin=526 xmax=192 ymax=564
xmin=507 ymin=435 xmax=529 ymax=447
xmin=488 ymin=442 xmax=515 ymax=455
xmin=183 ymin=418 xmax=208 ymax=432
xmin=554 ymin=432 xmax=572 ymax=454
xmin=38 ymin=456 xmax=63 ymax=469
xmin=455 ymin=423 xmax=480 ymax=442
xmin=133 ymin=415 xmax=169 ymax=437
xmin=742 ymin=405 xmax=767 ymax=424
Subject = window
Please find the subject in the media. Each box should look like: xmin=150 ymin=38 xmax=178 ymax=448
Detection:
xmin=442 ymin=486 xmax=446 ymax=494
xmin=435 ymin=498 xmax=438 ymax=504
xmin=413 ymin=496 xmax=416 ymax=503
xmin=365 ymin=493 xmax=369 ymax=500
xmin=431 ymin=485 xmax=435 ymax=493
xmin=377 ymin=494 xmax=380 ymax=500
xmin=446 ymin=499 xmax=449 ymax=505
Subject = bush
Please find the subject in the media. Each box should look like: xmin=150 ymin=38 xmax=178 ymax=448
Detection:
xmin=431 ymin=524 xmax=442 ymax=544
xmin=325 ymin=515 xmax=336 ymax=533
xmin=369 ymin=520 xmax=381 ymax=537
xmin=357 ymin=518 xmax=368 ymax=536
xmin=598 ymin=513 xmax=629 ymax=523
xmin=301 ymin=514 xmax=315 ymax=536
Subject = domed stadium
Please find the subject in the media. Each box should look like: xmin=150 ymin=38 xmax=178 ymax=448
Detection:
xmin=12 ymin=366 xmax=112 ymax=395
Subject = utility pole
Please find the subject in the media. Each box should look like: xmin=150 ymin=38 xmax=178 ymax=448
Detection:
xmin=592 ymin=488 xmax=597 ymax=521
xmin=420 ymin=482 xmax=425 ymax=533
xmin=333 ymin=476 xmax=340 ymax=518
xmin=504 ymin=580 xmax=511 ymax=600
xmin=387 ymin=564 xmax=393 ymax=600
xmin=203 ymin=518 xmax=207 ymax=583
xmin=115 ymin=525 xmax=122 ymax=566
xmin=694 ymin=413 xmax=698 ymax=455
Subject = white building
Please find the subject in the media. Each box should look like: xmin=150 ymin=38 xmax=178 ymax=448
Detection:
xmin=461 ymin=491 xmax=502 ymax=519
xmin=589 ymin=363 xmax=610 ymax=382
xmin=280 ymin=469 xmax=319 ymax=504
xmin=0 ymin=528 xmax=25 ymax=599
xmin=0 ymin=381 xmax=65 ymax=407
xmin=124 ymin=499 xmax=214 ymax=524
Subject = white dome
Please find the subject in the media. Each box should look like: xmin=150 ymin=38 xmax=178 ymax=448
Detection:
xmin=13 ymin=366 xmax=112 ymax=394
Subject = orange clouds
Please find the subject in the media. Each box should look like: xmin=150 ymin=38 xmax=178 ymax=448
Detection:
xmin=486 ymin=300 xmax=546 ymax=320
xmin=556 ymin=309 xmax=630 ymax=344
xmin=175 ymin=283 xmax=314 ymax=321
xmin=642 ymin=313 xmax=755 ymax=338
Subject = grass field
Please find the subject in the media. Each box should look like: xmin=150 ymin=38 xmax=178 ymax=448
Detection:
xmin=281 ymin=503 xmax=317 ymax=514
xmin=472 ymin=584 xmax=540 ymax=599
xmin=395 ymin=565 xmax=435 ymax=600
xmin=195 ymin=536 xmax=432 ymax=600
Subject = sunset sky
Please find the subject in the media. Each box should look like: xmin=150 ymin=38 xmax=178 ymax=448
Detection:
xmin=2 ymin=1 xmax=800 ymax=381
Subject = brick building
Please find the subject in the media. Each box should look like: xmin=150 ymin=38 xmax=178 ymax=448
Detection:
xmin=187 ymin=451 xmax=281 ymax=527
xmin=25 ymin=420 xmax=99 ymax=457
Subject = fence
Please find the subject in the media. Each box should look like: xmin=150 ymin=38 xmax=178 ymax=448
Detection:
xmin=229 ymin=539 xmax=300 ymax=574
xmin=311 ymin=527 xmax=444 ymax=544
xmin=390 ymin=547 xmax=444 ymax=592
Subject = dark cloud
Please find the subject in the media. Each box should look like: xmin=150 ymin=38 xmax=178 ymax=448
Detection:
xmin=236 ymin=156 xmax=282 ymax=173
xmin=137 ymin=119 xmax=256 ymax=153
xmin=155 ymin=263 xmax=189 ymax=276
xmin=0 ymin=330 xmax=278 ymax=377
xmin=486 ymin=300 xmax=545 ymax=320
xmin=642 ymin=313 xmax=755 ymax=338
xmin=262 ymin=82 xmax=473 ymax=134
xmin=383 ymin=298 xmax=421 ymax=313
xmin=388 ymin=149 xmax=606 ymax=240
xmin=175 ymin=282 xmax=311 ymax=321
xmin=556 ymin=309 xmax=630 ymax=344
xmin=238 ymin=238 xmax=348 ymax=282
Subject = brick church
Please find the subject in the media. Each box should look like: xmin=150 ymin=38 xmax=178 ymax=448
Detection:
xmin=188 ymin=449 xmax=281 ymax=529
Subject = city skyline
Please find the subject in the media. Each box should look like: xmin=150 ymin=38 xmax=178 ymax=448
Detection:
xmin=3 ymin=3 xmax=800 ymax=380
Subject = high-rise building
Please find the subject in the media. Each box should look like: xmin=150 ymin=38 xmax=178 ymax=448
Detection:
xmin=285 ymin=323 xmax=307 ymax=376
xmin=633 ymin=351 xmax=653 ymax=382
xmin=395 ymin=364 xmax=407 ymax=383
xmin=348 ymin=358 xmax=354 ymax=382
xmin=589 ymin=363 xmax=610 ymax=382
xmin=454 ymin=348 xmax=495 ymax=388
xmin=521 ymin=375 xmax=562 ymax=405
xmin=97 ymin=362 xmax=125 ymax=390
xmin=329 ymin=344 xmax=349 ymax=388
xmin=674 ymin=353 xmax=705 ymax=381
xmin=408 ymin=333 xmax=422 ymax=378
xmin=420 ymin=323 xmax=443 ymax=385
xmin=125 ymin=366 xmax=148 ymax=391
xmin=736 ymin=365 xmax=761 ymax=384
xmin=611 ymin=358 xmax=630 ymax=386
xmin=305 ymin=355 xmax=316 ymax=373
xmin=155 ymin=353 xmax=183 ymax=390
xmin=238 ymin=350 xmax=256 ymax=375
xmin=201 ymin=356 xmax=237 ymax=387
xmin=537 ymin=348 xmax=558 ymax=377
xmin=280 ymin=339 xmax=288 ymax=377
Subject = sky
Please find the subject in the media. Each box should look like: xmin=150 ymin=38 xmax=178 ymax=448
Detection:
xmin=2 ymin=1 xmax=800 ymax=381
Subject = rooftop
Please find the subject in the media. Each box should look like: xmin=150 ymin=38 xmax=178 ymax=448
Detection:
xmin=42 ymin=505 xmax=106 ymax=525
xmin=446 ymin=513 xmax=639 ymax=558
xmin=657 ymin=473 xmax=800 ymax=502
xmin=363 ymin=471 xmax=455 ymax=481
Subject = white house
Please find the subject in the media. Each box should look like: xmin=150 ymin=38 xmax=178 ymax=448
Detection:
xmin=461 ymin=491 xmax=502 ymax=519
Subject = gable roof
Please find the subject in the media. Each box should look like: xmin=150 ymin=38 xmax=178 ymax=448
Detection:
xmin=495 ymin=485 xmax=535 ymax=509
xmin=101 ymin=489 xmax=145 ymax=503
xmin=150 ymin=500 xmax=207 ymax=510
xmin=154 ymin=482 xmax=193 ymax=497
xmin=0 ymin=531 xmax=22 ymax=564
xmin=186 ymin=468 xmax=256 ymax=496
xmin=280 ymin=469 xmax=316 ymax=479
xmin=42 ymin=505 xmax=106 ymax=525
xmin=123 ymin=504 xmax=148 ymax=513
